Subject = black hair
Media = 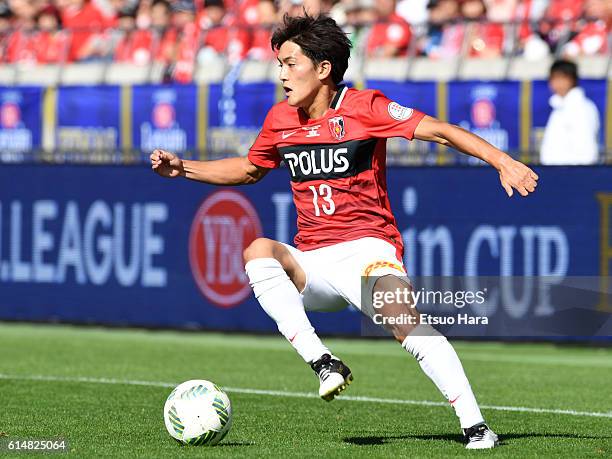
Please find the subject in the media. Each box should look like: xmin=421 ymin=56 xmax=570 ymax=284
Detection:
xmin=0 ymin=2 xmax=13 ymax=19
xmin=204 ymin=0 xmax=225 ymax=9
xmin=152 ymin=0 xmax=171 ymax=12
xmin=271 ymin=13 xmax=352 ymax=85
xmin=549 ymin=59 xmax=578 ymax=85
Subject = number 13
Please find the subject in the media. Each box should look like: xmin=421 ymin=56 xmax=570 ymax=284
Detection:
xmin=309 ymin=184 xmax=335 ymax=216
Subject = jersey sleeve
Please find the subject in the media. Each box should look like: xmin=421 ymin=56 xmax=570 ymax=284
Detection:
xmin=361 ymin=90 xmax=426 ymax=140
xmin=247 ymin=107 xmax=281 ymax=169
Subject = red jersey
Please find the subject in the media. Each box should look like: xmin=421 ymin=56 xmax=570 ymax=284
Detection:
xmin=35 ymin=31 xmax=70 ymax=64
xmin=248 ymin=86 xmax=425 ymax=256
xmin=564 ymin=20 xmax=609 ymax=56
xmin=366 ymin=16 xmax=412 ymax=57
xmin=248 ymin=26 xmax=274 ymax=60
xmin=172 ymin=23 xmax=200 ymax=83
xmin=61 ymin=3 xmax=106 ymax=61
xmin=202 ymin=26 xmax=251 ymax=63
xmin=114 ymin=30 xmax=154 ymax=65
xmin=6 ymin=30 xmax=37 ymax=63
xmin=545 ymin=0 xmax=583 ymax=21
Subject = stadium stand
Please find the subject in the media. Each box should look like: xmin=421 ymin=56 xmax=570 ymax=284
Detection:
xmin=457 ymin=56 xmax=507 ymax=80
xmin=238 ymin=59 xmax=273 ymax=83
xmin=507 ymin=54 xmax=553 ymax=79
xmin=16 ymin=63 xmax=62 ymax=85
xmin=0 ymin=62 xmax=16 ymax=84
xmin=408 ymin=56 xmax=459 ymax=81
xmin=0 ymin=0 xmax=609 ymax=166
xmin=105 ymin=62 xmax=157 ymax=84
xmin=60 ymin=62 xmax=106 ymax=85
xmin=0 ymin=0 xmax=608 ymax=84
xmin=363 ymin=57 xmax=410 ymax=81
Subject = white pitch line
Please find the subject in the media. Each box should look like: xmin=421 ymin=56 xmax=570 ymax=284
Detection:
xmin=0 ymin=373 xmax=611 ymax=419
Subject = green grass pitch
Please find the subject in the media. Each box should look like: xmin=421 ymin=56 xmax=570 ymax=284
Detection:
xmin=0 ymin=323 xmax=610 ymax=457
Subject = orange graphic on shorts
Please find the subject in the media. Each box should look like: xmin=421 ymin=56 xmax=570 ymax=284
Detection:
xmin=363 ymin=260 xmax=406 ymax=278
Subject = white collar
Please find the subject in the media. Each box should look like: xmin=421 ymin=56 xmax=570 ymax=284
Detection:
xmin=550 ymin=87 xmax=584 ymax=109
xmin=330 ymin=85 xmax=348 ymax=110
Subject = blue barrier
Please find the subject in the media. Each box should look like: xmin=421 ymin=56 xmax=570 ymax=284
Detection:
xmin=0 ymin=164 xmax=610 ymax=338
xmin=0 ymin=80 xmax=609 ymax=162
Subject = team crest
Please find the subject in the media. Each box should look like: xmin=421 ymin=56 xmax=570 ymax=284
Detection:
xmin=328 ymin=116 xmax=345 ymax=140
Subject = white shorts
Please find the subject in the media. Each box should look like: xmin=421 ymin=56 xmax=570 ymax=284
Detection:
xmin=282 ymin=237 xmax=408 ymax=318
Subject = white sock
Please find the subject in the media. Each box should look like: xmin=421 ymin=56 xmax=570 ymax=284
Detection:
xmin=245 ymin=258 xmax=329 ymax=363
xmin=402 ymin=324 xmax=484 ymax=429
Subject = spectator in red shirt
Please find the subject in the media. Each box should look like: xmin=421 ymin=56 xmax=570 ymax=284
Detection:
xmin=113 ymin=6 xmax=154 ymax=64
xmin=423 ymin=0 xmax=504 ymax=58
xmin=459 ymin=0 xmax=504 ymax=57
xmin=540 ymin=0 xmax=585 ymax=51
xmin=199 ymin=0 xmax=250 ymax=64
xmin=545 ymin=0 xmax=584 ymax=23
xmin=6 ymin=0 xmax=38 ymax=63
xmin=422 ymin=0 xmax=462 ymax=57
xmin=148 ymin=0 xmax=176 ymax=62
xmin=135 ymin=0 xmax=153 ymax=28
xmin=8 ymin=0 xmax=37 ymax=30
xmin=0 ymin=2 xmax=14 ymax=62
xmin=562 ymin=0 xmax=610 ymax=57
xmin=247 ymin=0 xmax=278 ymax=60
xmin=513 ymin=0 xmax=550 ymax=59
xmin=365 ymin=0 xmax=412 ymax=57
xmin=34 ymin=5 xmax=70 ymax=63
xmin=237 ymin=0 xmax=259 ymax=26
xmin=170 ymin=0 xmax=199 ymax=83
xmin=97 ymin=0 xmax=132 ymax=28
xmin=568 ymin=0 xmax=610 ymax=55
xmin=57 ymin=0 xmax=107 ymax=61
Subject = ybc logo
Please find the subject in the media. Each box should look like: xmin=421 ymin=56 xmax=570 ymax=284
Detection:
xmin=189 ymin=190 xmax=263 ymax=308
xmin=0 ymin=101 xmax=21 ymax=129
xmin=328 ymin=116 xmax=345 ymax=140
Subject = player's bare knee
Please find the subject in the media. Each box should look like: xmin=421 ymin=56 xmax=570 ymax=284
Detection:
xmin=373 ymin=274 xmax=412 ymax=295
xmin=243 ymin=238 xmax=276 ymax=263
xmin=371 ymin=274 xmax=418 ymax=344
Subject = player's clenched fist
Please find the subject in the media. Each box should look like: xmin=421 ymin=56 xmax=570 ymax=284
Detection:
xmin=150 ymin=149 xmax=184 ymax=178
xmin=497 ymin=155 xmax=539 ymax=197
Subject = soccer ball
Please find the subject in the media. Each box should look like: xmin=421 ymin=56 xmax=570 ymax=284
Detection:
xmin=163 ymin=380 xmax=232 ymax=446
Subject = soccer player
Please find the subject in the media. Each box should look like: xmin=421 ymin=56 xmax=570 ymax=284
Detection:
xmin=150 ymin=13 xmax=538 ymax=449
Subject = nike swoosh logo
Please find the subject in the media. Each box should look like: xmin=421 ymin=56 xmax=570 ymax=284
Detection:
xmin=282 ymin=130 xmax=298 ymax=140
xmin=449 ymin=395 xmax=461 ymax=404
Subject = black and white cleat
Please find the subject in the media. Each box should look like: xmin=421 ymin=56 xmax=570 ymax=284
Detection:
xmin=463 ymin=423 xmax=499 ymax=449
xmin=310 ymin=354 xmax=353 ymax=401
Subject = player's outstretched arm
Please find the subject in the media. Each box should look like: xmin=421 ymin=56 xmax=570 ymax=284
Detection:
xmin=150 ymin=149 xmax=269 ymax=185
xmin=414 ymin=115 xmax=538 ymax=197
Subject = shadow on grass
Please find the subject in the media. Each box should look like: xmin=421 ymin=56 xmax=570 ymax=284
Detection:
xmin=344 ymin=432 xmax=610 ymax=446
xmin=216 ymin=441 xmax=255 ymax=447
xmin=176 ymin=440 xmax=254 ymax=448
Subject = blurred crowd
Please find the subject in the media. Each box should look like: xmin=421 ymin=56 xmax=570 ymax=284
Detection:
xmin=0 ymin=0 xmax=609 ymax=80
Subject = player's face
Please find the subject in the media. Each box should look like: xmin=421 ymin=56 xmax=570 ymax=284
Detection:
xmin=277 ymin=41 xmax=323 ymax=108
